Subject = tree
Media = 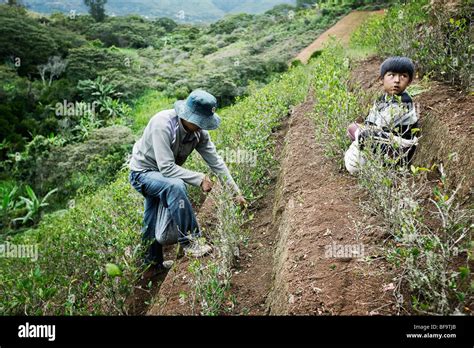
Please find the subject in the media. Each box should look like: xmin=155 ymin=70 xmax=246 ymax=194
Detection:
xmin=66 ymin=46 xmax=125 ymax=81
xmin=155 ymin=17 xmax=177 ymax=32
xmin=296 ymin=0 xmax=318 ymax=8
xmin=37 ymin=56 xmax=68 ymax=86
xmin=7 ymin=0 xmax=23 ymax=6
xmin=0 ymin=13 xmax=58 ymax=77
xmin=84 ymin=0 xmax=107 ymax=22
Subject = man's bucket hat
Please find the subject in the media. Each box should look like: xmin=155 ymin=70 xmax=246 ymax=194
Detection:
xmin=174 ymin=90 xmax=221 ymax=130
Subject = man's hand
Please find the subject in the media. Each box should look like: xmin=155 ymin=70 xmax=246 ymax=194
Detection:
xmin=201 ymin=175 xmax=213 ymax=193
xmin=234 ymin=195 xmax=247 ymax=208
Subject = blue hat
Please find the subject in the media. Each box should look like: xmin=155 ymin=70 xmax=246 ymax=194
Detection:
xmin=174 ymin=90 xmax=221 ymax=130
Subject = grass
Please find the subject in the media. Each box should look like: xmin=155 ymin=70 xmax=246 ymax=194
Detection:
xmin=131 ymin=90 xmax=174 ymax=133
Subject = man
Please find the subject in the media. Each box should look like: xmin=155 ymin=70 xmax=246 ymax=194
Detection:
xmin=129 ymin=89 xmax=246 ymax=273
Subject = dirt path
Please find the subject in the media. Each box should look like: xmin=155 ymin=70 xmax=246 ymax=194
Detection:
xmin=146 ymin=197 xmax=217 ymax=315
xmin=295 ymin=10 xmax=384 ymax=64
xmin=228 ymin=95 xmax=395 ymax=315
xmin=263 ymin=92 xmax=394 ymax=315
xmin=229 ymin=119 xmax=289 ymax=315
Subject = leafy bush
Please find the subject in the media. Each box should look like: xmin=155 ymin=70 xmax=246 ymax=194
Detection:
xmin=351 ymin=0 xmax=473 ymax=91
xmin=12 ymin=186 xmax=58 ymax=227
xmin=0 ymin=181 xmax=21 ymax=232
xmin=0 ymin=65 xmax=36 ymax=154
xmin=0 ymin=5 xmax=85 ymax=77
xmin=11 ymin=126 xmax=134 ymax=206
xmin=208 ymin=13 xmax=254 ymax=35
xmin=84 ymin=16 xmax=166 ymax=48
xmin=154 ymin=17 xmax=178 ymax=32
xmin=0 ymin=52 xmax=313 ymax=315
xmin=129 ymin=90 xmax=174 ymax=132
xmin=11 ymin=134 xmax=67 ymax=183
xmin=66 ymin=45 xmax=128 ymax=82
xmin=0 ymin=170 xmax=144 ymax=315
xmin=310 ymin=41 xmax=364 ymax=164
xmin=200 ymin=44 xmax=219 ymax=56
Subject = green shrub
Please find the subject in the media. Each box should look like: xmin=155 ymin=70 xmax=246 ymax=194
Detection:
xmin=0 ymin=5 xmax=85 ymax=77
xmin=11 ymin=134 xmax=67 ymax=184
xmin=130 ymin=90 xmax=174 ymax=132
xmin=77 ymin=76 xmax=131 ymax=119
xmin=12 ymin=186 xmax=58 ymax=227
xmin=154 ymin=17 xmax=178 ymax=32
xmin=18 ymin=126 xmax=134 ymax=203
xmin=66 ymin=45 xmax=128 ymax=82
xmin=351 ymin=0 xmax=473 ymax=91
xmin=200 ymin=44 xmax=219 ymax=56
xmin=0 ymin=170 xmax=144 ymax=315
xmin=84 ymin=16 xmax=166 ymax=48
xmin=208 ymin=13 xmax=254 ymax=35
xmin=310 ymin=41 xmax=364 ymax=164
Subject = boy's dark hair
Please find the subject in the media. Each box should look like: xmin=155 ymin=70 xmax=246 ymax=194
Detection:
xmin=380 ymin=56 xmax=415 ymax=81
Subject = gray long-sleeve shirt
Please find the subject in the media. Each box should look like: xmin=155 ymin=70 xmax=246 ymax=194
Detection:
xmin=129 ymin=109 xmax=240 ymax=193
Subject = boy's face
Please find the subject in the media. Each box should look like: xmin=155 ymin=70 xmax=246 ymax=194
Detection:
xmin=381 ymin=71 xmax=411 ymax=95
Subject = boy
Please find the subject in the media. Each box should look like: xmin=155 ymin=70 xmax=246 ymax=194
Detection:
xmin=345 ymin=56 xmax=420 ymax=174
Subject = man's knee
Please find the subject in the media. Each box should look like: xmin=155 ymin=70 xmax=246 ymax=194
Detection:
xmin=143 ymin=175 xmax=186 ymax=197
xmin=166 ymin=178 xmax=186 ymax=193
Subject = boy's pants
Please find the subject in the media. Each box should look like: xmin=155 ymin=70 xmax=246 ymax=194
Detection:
xmin=345 ymin=123 xmax=366 ymax=174
xmin=129 ymin=170 xmax=200 ymax=266
xmin=345 ymin=141 xmax=366 ymax=174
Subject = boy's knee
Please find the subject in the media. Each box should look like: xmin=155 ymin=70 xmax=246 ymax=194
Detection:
xmin=345 ymin=142 xmax=364 ymax=175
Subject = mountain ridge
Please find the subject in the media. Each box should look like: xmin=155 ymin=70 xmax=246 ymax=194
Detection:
xmin=20 ymin=0 xmax=296 ymax=22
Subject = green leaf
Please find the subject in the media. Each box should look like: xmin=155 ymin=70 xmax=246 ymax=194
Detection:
xmin=105 ymin=263 xmax=122 ymax=277
xmin=456 ymin=292 xmax=465 ymax=302
xmin=458 ymin=266 xmax=469 ymax=280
